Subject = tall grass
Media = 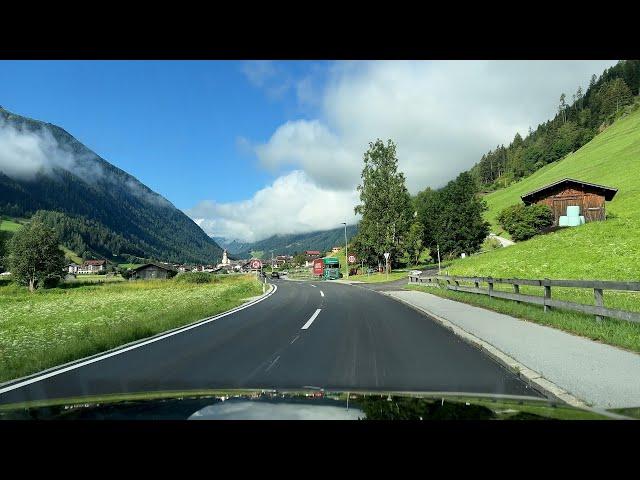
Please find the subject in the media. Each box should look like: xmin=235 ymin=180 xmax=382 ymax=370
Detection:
xmin=0 ymin=275 xmax=262 ymax=383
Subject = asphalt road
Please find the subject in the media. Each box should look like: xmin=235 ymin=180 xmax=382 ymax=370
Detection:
xmin=0 ymin=278 xmax=538 ymax=405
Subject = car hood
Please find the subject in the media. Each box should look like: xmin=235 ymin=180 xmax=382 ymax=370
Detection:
xmin=0 ymin=389 xmax=625 ymax=420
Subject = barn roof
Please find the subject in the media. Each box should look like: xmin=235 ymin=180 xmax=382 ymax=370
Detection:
xmin=131 ymin=263 xmax=176 ymax=273
xmin=521 ymin=178 xmax=618 ymax=204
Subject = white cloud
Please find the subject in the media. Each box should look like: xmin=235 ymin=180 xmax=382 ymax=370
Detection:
xmin=253 ymin=60 xmax=617 ymax=193
xmin=0 ymin=119 xmax=78 ymax=180
xmin=196 ymin=60 xmax=617 ymax=241
xmin=186 ymin=170 xmax=359 ymax=242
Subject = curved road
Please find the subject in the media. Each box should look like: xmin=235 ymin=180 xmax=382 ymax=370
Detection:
xmin=0 ymin=279 xmax=538 ymax=404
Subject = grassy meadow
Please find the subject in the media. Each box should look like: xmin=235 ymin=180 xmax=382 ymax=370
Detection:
xmin=0 ymin=274 xmax=262 ymax=383
xmin=0 ymin=218 xmax=22 ymax=233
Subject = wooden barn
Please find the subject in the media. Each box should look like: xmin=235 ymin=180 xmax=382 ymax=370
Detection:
xmin=129 ymin=263 xmax=176 ymax=281
xmin=521 ymin=178 xmax=618 ymax=225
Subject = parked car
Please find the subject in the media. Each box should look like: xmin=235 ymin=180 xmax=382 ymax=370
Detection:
xmin=271 ymin=271 xmax=280 ymax=278
xmin=409 ymin=270 xmax=422 ymax=276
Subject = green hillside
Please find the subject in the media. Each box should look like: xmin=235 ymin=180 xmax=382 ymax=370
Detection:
xmin=447 ymin=105 xmax=640 ymax=281
xmin=0 ymin=218 xmax=22 ymax=232
xmin=0 ymin=107 xmax=223 ymax=264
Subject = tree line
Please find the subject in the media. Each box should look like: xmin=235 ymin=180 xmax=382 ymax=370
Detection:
xmin=350 ymin=140 xmax=489 ymax=270
xmin=469 ymin=60 xmax=640 ymax=191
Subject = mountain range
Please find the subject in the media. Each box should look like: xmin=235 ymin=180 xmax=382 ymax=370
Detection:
xmin=0 ymin=107 xmax=224 ymax=264
xmin=214 ymin=224 xmax=358 ymax=259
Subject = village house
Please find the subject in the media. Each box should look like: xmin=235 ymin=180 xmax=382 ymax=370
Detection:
xmin=521 ymin=178 xmax=618 ymax=226
xmin=129 ymin=263 xmax=176 ymax=280
xmin=78 ymin=259 xmax=107 ymax=274
xmin=68 ymin=263 xmax=81 ymax=274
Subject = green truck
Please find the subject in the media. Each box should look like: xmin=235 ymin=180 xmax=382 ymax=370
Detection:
xmin=322 ymin=257 xmax=342 ymax=280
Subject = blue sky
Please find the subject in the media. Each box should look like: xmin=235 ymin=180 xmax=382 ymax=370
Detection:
xmin=0 ymin=60 xmax=617 ymax=242
xmin=0 ymin=60 xmax=323 ymax=208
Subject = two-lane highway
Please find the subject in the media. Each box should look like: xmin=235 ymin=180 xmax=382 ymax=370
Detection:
xmin=0 ymin=278 xmax=539 ymax=405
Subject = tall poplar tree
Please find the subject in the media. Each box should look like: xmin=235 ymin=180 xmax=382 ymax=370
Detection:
xmin=353 ymin=139 xmax=412 ymax=269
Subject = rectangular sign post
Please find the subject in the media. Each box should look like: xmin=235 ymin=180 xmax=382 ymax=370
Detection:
xmin=384 ymin=252 xmax=390 ymax=281
xmin=313 ymin=258 xmax=324 ymax=278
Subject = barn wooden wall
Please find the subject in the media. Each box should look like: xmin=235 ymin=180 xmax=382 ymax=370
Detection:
xmin=533 ymin=186 xmax=606 ymax=224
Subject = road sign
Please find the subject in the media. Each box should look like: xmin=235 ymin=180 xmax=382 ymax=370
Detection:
xmin=348 ymin=254 xmax=357 ymax=264
xmin=313 ymin=258 xmax=324 ymax=276
xmin=383 ymin=252 xmax=390 ymax=260
xmin=250 ymin=259 xmax=262 ymax=270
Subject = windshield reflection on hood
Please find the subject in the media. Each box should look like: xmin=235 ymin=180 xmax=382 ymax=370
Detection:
xmin=188 ymin=400 xmax=364 ymax=420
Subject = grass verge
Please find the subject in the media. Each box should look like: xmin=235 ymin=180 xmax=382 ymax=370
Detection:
xmin=0 ymin=274 xmax=262 ymax=383
xmin=407 ymin=284 xmax=640 ymax=353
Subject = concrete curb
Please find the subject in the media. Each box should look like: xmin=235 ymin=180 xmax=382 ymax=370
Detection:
xmin=381 ymin=290 xmax=590 ymax=410
xmin=0 ymin=282 xmax=277 ymax=393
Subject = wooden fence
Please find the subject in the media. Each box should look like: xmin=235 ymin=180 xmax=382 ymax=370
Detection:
xmin=409 ymin=274 xmax=640 ymax=323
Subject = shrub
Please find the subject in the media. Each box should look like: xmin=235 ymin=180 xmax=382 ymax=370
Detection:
xmin=482 ymin=237 xmax=503 ymax=251
xmin=174 ymin=272 xmax=219 ymax=284
xmin=497 ymin=204 xmax=554 ymax=241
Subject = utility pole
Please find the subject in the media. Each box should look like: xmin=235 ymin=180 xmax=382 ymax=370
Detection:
xmin=437 ymin=244 xmax=441 ymax=275
xmin=342 ymin=222 xmax=348 ymax=279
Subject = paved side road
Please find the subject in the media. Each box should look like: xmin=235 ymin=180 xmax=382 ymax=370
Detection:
xmin=386 ymin=289 xmax=640 ymax=409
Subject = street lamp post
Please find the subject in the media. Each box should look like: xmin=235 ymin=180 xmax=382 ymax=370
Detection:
xmin=342 ymin=222 xmax=348 ymax=279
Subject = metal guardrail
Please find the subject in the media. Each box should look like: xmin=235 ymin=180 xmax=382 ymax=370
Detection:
xmin=409 ymin=274 xmax=640 ymax=323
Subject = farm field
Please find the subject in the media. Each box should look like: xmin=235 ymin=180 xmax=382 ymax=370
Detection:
xmin=0 ymin=274 xmax=262 ymax=383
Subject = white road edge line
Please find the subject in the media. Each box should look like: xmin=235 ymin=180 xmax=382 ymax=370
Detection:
xmin=301 ymin=309 xmax=322 ymax=330
xmin=0 ymin=284 xmax=279 ymax=396
xmin=320 ymin=290 xmax=324 ymax=297
xmin=290 ymin=335 xmax=300 ymax=344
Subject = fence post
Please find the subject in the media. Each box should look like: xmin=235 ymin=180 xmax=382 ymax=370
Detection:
xmin=544 ymin=279 xmax=551 ymax=312
xmin=513 ymin=283 xmax=520 ymax=303
xmin=474 ymin=279 xmax=479 ymax=289
xmin=488 ymin=278 xmax=494 ymax=298
xmin=594 ymin=288 xmax=604 ymax=322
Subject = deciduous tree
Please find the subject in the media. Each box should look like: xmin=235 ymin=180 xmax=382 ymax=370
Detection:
xmin=8 ymin=219 xmax=66 ymax=291
xmin=354 ymin=139 xmax=413 ymax=268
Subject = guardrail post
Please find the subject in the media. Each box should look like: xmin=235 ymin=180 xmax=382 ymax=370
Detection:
xmin=513 ymin=283 xmax=520 ymax=303
xmin=488 ymin=278 xmax=493 ymax=298
xmin=594 ymin=288 xmax=604 ymax=322
xmin=544 ymin=280 xmax=551 ymax=312
xmin=474 ymin=280 xmax=479 ymax=289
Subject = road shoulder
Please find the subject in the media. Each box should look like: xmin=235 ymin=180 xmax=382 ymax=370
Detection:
xmin=383 ymin=288 xmax=640 ymax=411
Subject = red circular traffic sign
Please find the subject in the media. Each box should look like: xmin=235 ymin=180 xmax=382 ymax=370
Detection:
xmin=348 ymin=254 xmax=357 ymax=264
xmin=251 ymin=259 xmax=262 ymax=269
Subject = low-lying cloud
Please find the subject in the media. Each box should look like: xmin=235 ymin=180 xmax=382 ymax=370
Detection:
xmin=0 ymin=119 xmax=82 ymax=180
xmin=187 ymin=170 xmax=359 ymax=242
xmin=0 ymin=118 xmax=172 ymax=208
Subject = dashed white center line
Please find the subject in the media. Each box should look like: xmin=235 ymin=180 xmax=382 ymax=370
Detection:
xmin=290 ymin=335 xmax=300 ymax=344
xmin=310 ymin=284 xmax=317 ymax=288
xmin=301 ymin=309 xmax=322 ymax=330
xmin=265 ymin=355 xmax=280 ymax=372
xmin=320 ymin=290 xmax=324 ymax=297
